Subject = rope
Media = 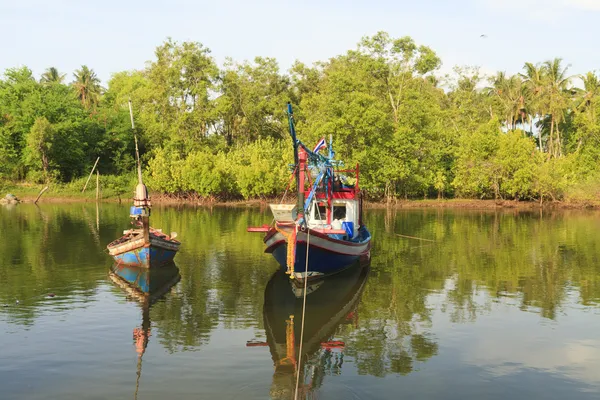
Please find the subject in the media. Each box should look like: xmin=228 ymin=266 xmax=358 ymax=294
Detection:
xmin=395 ymin=233 xmax=435 ymax=242
xmin=294 ymin=228 xmax=310 ymax=400
xmin=280 ymin=166 xmax=297 ymax=204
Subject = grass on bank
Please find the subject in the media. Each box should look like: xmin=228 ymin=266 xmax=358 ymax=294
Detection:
xmin=0 ymin=174 xmax=138 ymax=202
xmin=3 ymin=173 xmax=600 ymax=209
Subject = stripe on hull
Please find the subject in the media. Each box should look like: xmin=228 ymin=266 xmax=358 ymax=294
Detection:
xmin=265 ymin=230 xmax=370 ymax=256
xmin=112 ymin=246 xmax=177 ymax=268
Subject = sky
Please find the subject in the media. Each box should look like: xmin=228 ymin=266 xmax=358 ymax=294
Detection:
xmin=1 ymin=0 xmax=600 ymax=85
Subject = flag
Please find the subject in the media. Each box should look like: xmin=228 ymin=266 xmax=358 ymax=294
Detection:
xmin=312 ymin=137 xmax=327 ymax=153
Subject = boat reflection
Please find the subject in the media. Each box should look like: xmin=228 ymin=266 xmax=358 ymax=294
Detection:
xmin=108 ymin=262 xmax=181 ymax=399
xmin=257 ymin=260 xmax=370 ymax=399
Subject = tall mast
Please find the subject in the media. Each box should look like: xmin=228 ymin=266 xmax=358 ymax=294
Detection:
xmin=129 ymin=99 xmax=143 ymax=186
xmin=287 ymin=103 xmax=304 ymax=220
xmin=129 ymin=99 xmax=151 ymax=245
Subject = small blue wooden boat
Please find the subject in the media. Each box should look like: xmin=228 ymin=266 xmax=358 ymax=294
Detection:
xmin=106 ymin=100 xmax=180 ymax=268
xmin=107 ymin=206 xmax=181 ymax=268
xmin=248 ymin=103 xmax=371 ymax=282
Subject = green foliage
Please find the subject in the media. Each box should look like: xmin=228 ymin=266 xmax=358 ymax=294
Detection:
xmin=495 ymin=131 xmax=539 ymax=199
xmin=147 ymin=138 xmax=290 ymax=200
xmin=1 ymin=33 xmax=600 ymax=201
xmin=452 ymin=120 xmax=500 ymax=198
xmin=24 ymin=117 xmax=55 ymax=182
xmin=230 ymin=138 xmax=291 ymax=199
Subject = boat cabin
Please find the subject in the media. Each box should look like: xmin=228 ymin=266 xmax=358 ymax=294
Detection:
xmin=305 ymin=168 xmax=361 ymax=239
xmin=307 ymin=198 xmax=359 ymax=238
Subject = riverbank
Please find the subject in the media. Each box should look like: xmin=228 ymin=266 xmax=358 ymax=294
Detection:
xmin=6 ymin=190 xmax=600 ymax=210
xmin=367 ymin=199 xmax=600 ymax=210
xmin=4 ymin=180 xmax=600 ymax=209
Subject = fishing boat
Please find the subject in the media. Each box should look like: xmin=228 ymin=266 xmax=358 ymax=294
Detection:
xmin=106 ymin=101 xmax=180 ymax=268
xmin=108 ymin=262 xmax=181 ymax=400
xmin=248 ymin=103 xmax=371 ymax=281
xmin=247 ymin=260 xmax=370 ymax=398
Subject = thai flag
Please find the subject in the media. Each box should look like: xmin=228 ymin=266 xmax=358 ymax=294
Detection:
xmin=313 ymin=137 xmax=327 ymax=153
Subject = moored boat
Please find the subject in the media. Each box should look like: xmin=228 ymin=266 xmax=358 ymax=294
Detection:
xmin=248 ymin=103 xmax=371 ymax=281
xmin=106 ymin=100 xmax=180 ymax=268
xmin=107 ymin=224 xmax=180 ymax=268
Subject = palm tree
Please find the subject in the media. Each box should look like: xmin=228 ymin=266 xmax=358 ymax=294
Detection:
xmin=521 ymin=62 xmax=546 ymax=150
xmin=72 ymin=65 xmax=102 ymax=109
xmin=485 ymin=72 xmax=525 ymax=131
xmin=575 ymin=72 xmax=600 ymax=117
xmin=572 ymin=72 xmax=600 ymax=152
xmin=542 ymin=58 xmax=571 ymax=158
xmin=41 ymin=67 xmax=66 ymax=84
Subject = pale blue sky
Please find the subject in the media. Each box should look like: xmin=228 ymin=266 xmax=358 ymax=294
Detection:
xmin=1 ymin=0 xmax=599 ymax=84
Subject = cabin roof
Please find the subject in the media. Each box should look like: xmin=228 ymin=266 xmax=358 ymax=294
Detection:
xmin=307 ymin=191 xmax=358 ymax=200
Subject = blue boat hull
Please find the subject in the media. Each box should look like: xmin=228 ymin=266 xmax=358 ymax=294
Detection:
xmin=267 ymin=226 xmax=371 ymax=280
xmin=272 ymin=243 xmax=361 ymax=276
xmin=112 ymin=245 xmax=177 ymax=269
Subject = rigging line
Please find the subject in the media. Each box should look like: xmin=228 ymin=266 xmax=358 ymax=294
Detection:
xmin=294 ymin=228 xmax=311 ymax=400
xmin=395 ymin=233 xmax=435 ymax=242
xmin=280 ymin=166 xmax=298 ymax=205
xmin=315 ymin=198 xmax=325 ymax=230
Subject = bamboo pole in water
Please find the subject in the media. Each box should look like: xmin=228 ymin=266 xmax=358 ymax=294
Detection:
xmin=82 ymin=157 xmax=100 ymax=192
xmin=34 ymin=186 xmax=49 ymax=204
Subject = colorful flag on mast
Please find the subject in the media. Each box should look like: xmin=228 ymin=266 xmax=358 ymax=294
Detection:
xmin=312 ymin=137 xmax=327 ymax=153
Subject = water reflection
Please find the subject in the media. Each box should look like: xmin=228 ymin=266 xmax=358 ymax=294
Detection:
xmin=1 ymin=205 xmax=600 ymax=399
xmin=258 ymin=262 xmax=369 ymax=399
xmin=108 ymin=262 xmax=181 ymax=399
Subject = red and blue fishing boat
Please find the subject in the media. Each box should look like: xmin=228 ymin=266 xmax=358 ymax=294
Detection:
xmin=106 ymin=101 xmax=181 ymax=268
xmin=248 ymin=103 xmax=371 ymax=282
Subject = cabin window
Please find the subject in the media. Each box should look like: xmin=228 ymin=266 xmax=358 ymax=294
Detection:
xmin=333 ymin=205 xmax=346 ymax=220
xmin=313 ymin=204 xmax=327 ymax=220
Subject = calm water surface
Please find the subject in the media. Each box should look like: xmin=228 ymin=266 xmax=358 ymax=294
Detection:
xmin=1 ymin=203 xmax=599 ymax=399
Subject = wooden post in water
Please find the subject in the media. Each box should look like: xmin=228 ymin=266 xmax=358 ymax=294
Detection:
xmin=34 ymin=186 xmax=49 ymax=204
xmin=96 ymin=170 xmax=100 ymax=201
xmin=82 ymin=157 xmax=100 ymax=192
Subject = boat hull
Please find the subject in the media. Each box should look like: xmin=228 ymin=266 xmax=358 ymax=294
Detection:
xmin=107 ymin=232 xmax=180 ymax=268
xmin=111 ymin=245 xmax=178 ymax=268
xmin=264 ymin=226 xmax=371 ymax=281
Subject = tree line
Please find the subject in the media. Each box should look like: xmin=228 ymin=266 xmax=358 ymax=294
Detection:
xmin=1 ymin=32 xmax=599 ymax=202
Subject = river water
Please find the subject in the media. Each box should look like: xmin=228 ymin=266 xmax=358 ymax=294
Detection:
xmin=0 ymin=203 xmax=599 ymax=399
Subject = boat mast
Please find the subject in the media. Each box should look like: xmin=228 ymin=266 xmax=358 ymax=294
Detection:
xmin=287 ymin=103 xmax=305 ymax=222
xmin=129 ymin=100 xmax=144 ymax=186
xmin=129 ymin=99 xmax=151 ymax=244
